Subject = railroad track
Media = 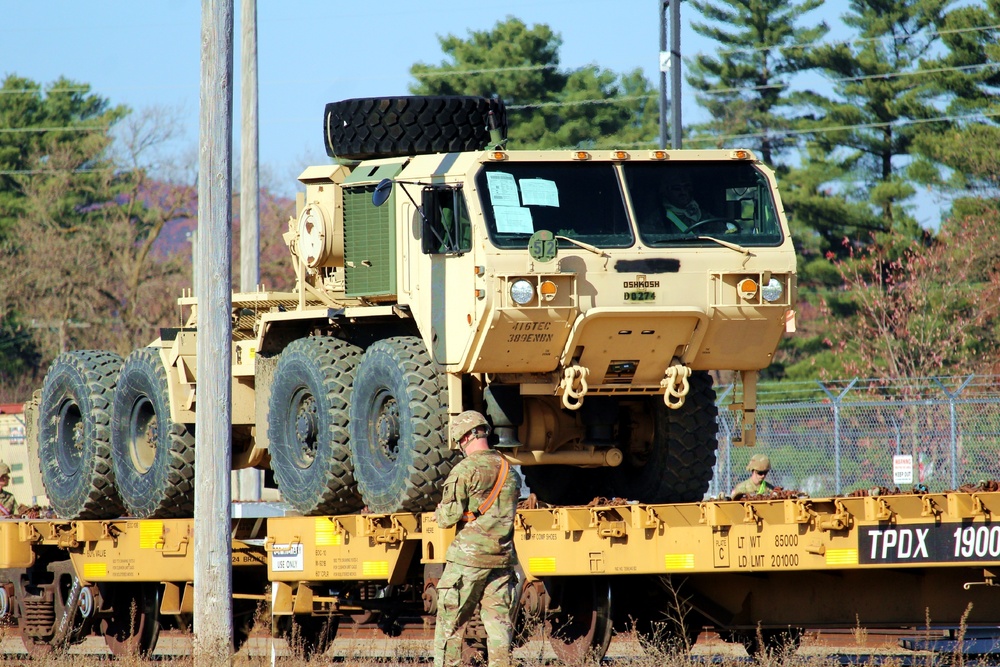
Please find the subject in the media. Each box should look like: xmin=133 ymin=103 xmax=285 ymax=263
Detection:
xmin=0 ymin=627 xmax=949 ymax=663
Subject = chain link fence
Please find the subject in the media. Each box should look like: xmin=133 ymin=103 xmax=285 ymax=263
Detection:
xmin=709 ymin=375 xmax=1000 ymax=499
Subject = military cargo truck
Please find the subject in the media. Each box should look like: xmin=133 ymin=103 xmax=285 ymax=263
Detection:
xmin=30 ymin=96 xmax=796 ymax=520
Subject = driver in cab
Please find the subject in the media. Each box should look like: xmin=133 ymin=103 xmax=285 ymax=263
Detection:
xmin=662 ymin=174 xmax=703 ymax=232
xmin=659 ymin=174 xmax=738 ymax=235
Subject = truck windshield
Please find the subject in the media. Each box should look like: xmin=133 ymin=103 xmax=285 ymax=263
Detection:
xmin=622 ymin=162 xmax=784 ymax=247
xmin=476 ymin=160 xmax=784 ymax=250
xmin=476 ymin=162 xmax=634 ymax=249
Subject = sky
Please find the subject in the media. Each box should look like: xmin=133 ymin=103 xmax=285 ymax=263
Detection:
xmin=1 ymin=1 xmax=845 ymax=184
xmin=6 ymin=1 xmax=956 ymax=229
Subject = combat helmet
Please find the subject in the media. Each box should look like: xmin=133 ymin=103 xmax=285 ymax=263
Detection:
xmin=746 ymin=453 xmax=771 ymax=472
xmin=450 ymin=410 xmax=490 ymax=446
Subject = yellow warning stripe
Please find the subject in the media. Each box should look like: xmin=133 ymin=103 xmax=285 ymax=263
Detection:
xmin=362 ymin=561 xmax=389 ymax=577
xmin=825 ymin=548 xmax=858 ymax=566
xmin=139 ymin=521 xmax=164 ymax=549
xmin=528 ymin=557 xmax=557 ymax=574
xmin=315 ymin=518 xmax=343 ymax=547
xmin=664 ymin=553 xmax=695 ymax=570
xmin=83 ymin=562 xmax=107 ymax=579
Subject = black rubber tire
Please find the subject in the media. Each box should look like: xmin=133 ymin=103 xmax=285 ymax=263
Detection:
xmin=111 ymin=348 xmax=195 ymax=518
xmin=37 ymin=350 xmax=125 ymax=519
xmin=324 ymin=96 xmax=507 ymax=161
xmin=267 ymin=336 xmax=364 ymax=515
xmin=607 ymin=372 xmax=719 ymax=503
xmin=349 ymin=336 xmax=460 ymax=513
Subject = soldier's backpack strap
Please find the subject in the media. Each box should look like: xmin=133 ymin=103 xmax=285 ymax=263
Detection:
xmin=461 ymin=456 xmax=510 ymax=523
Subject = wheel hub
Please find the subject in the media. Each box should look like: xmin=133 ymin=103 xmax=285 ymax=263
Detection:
xmin=129 ymin=398 xmax=159 ymax=474
xmin=294 ymin=396 xmax=318 ymax=462
xmin=374 ymin=396 xmax=400 ymax=459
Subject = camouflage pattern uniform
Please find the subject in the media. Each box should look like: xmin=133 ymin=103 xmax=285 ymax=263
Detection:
xmin=731 ymin=477 xmax=774 ymax=498
xmin=731 ymin=453 xmax=773 ymax=499
xmin=433 ymin=443 xmax=522 ymax=667
xmin=0 ymin=462 xmax=16 ymax=518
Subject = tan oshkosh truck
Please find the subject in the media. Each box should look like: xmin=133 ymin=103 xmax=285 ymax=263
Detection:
xmin=30 ymin=96 xmax=796 ymax=520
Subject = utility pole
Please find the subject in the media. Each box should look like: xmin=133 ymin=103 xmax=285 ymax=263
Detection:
xmin=240 ymin=0 xmax=259 ymax=294
xmin=670 ymin=0 xmax=681 ymax=148
xmin=658 ymin=0 xmax=683 ymax=149
xmin=237 ymin=0 xmax=262 ymax=502
xmin=194 ymin=0 xmax=234 ymax=663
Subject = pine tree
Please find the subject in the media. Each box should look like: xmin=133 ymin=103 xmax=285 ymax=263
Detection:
xmin=408 ymin=18 xmax=658 ymax=150
xmin=686 ymin=0 xmax=829 ymax=167
xmin=794 ymin=0 xmax=950 ymax=254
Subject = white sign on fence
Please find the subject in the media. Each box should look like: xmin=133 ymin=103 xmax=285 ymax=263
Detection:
xmin=893 ymin=455 xmax=914 ymax=485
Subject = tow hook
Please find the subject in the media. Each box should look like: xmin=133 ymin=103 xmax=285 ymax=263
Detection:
xmin=560 ymin=365 xmax=589 ymax=410
xmin=661 ymin=364 xmax=691 ymax=409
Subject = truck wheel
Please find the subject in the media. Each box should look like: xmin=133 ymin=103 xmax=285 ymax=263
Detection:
xmin=609 ymin=371 xmax=719 ymax=503
xmin=37 ymin=350 xmax=125 ymax=519
xmin=324 ymin=96 xmax=507 ymax=161
xmin=268 ymin=336 xmax=364 ymax=515
xmin=111 ymin=348 xmax=195 ymax=518
xmin=349 ymin=337 xmax=460 ymax=513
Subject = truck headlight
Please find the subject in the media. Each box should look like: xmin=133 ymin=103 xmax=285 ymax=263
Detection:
xmin=761 ymin=278 xmax=783 ymax=302
xmin=510 ymin=279 xmax=535 ymax=305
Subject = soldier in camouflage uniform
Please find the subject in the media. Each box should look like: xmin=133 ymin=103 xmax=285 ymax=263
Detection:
xmin=730 ymin=453 xmax=774 ymax=499
xmin=0 ymin=462 xmax=21 ymax=518
xmin=433 ymin=410 xmax=522 ymax=667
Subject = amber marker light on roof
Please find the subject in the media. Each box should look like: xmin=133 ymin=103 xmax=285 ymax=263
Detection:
xmin=612 ymin=150 xmax=630 ymax=160
xmin=489 ymin=151 xmax=508 ymax=161
xmin=731 ymin=149 xmax=751 ymax=160
xmin=650 ymin=150 xmax=669 ymax=160
xmin=573 ymin=151 xmax=591 ymax=160
xmin=738 ymin=278 xmax=758 ymax=299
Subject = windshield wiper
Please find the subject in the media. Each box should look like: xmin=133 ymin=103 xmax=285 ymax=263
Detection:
xmin=555 ymin=235 xmax=610 ymax=258
xmin=697 ymin=235 xmax=755 ymax=266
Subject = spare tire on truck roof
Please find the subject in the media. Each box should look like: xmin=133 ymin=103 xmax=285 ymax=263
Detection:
xmin=324 ymin=95 xmax=507 ymax=161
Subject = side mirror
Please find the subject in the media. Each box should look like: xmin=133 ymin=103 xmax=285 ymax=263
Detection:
xmin=372 ymin=178 xmax=393 ymax=207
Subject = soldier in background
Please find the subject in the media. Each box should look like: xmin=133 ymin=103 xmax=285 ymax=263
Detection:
xmin=433 ymin=410 xmax=522 ymax=667
xmin=0 ymin=461 xmax=22 ymax=518
xmin=731 ymin=453 xmax=775 ymax=499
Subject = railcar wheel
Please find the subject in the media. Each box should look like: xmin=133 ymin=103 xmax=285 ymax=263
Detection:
xmin=608 ymin=372 xmax=718 ymax=503
xmin=111 ymin=348 xmax=195 ymax=518
xmin=100 ymin=583 xmax=161 ymax=658
xmin=268 ymin=336 xmax=364 ymax=515
xmin=37 ymin=350 xmax=125 ymax=519
xmin=17 ymin=560 xmax=96 ymax=657
xmin=544 ymin=577 xmax=613 ymax=664
xmin=349 ymin=336 xmax=459 ymax=513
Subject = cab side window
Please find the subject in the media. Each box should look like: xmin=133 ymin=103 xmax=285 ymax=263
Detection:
xmin=422 ymin=186 xmax=472 ymax=254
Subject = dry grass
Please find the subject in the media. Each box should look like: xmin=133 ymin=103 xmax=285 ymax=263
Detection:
xmin=0 ymin=614 xmax=969 ymax=667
